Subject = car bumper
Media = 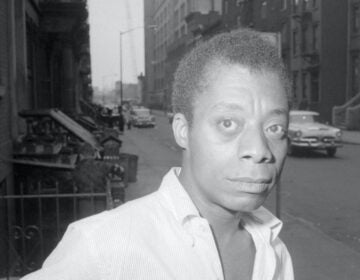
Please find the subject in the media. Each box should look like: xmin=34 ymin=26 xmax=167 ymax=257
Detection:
xmin=290 ymin=139 xmax=342 ymax=149
xmin=133 ymin=121 xmax=155 ymax=127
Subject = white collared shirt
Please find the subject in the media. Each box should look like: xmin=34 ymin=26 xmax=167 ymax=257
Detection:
xmin=22 ymin=167 xmax=294 ymax=280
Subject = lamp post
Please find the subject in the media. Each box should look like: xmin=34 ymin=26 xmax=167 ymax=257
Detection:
xmin=119 ymin=25 xmax=157 ymax=106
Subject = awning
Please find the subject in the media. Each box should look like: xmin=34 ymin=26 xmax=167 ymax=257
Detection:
xmin=19 ymin=109 xmax=101 ymax=150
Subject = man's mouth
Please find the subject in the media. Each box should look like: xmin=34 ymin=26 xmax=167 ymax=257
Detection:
xmin=226 ymin=177 xmax=273 ymax=194
xmin=227 ymin=177 xmax=272 ymax=184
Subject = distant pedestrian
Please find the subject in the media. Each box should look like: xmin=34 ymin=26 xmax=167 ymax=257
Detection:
xmin=117 ymin=106 xmax=125 ymax=133
xmin=124 ymin=109 xmax=132 ymax=130
xmin=118 ymin=113 xmax=125 ymax=133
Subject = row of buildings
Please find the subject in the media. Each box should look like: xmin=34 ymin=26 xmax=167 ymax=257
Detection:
xmin=0 ymin=0 xmax=92 ymax=200
xmin=0 ymin=1 xmax=93 ymax=275
xmin=143 ymin=0 xmax=360 ymax=129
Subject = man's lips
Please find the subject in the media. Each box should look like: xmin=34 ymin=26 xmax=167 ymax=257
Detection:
xmin=226 ymin=177 xmax=273 ymax=194
xmin=227 ymin=177 xmax=272 ymax=184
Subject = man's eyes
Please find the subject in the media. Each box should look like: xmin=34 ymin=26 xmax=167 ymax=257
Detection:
xmin=219 ymin=119 xmax=237 ymax=129
xmin=215 ymin=118 xmax=287 ymax=139
xmin=216 ymin=118 xmax=243 ymax=133
xmin=266 ymin=124 xmax=287 ymax=139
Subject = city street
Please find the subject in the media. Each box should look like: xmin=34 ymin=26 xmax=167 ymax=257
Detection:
xmin=123 ymin=111 xmax=360 ymax=255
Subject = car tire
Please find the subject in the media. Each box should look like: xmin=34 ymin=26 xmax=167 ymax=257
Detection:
xmin=326 ymin=148 xmax=337 ymax=157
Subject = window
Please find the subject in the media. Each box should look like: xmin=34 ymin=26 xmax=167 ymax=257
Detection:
xmin=302 ymin=72 xmax=307 ymax=99
xmin=236 ymin=0 xmax=244 ymax=6
xmin=292 ymin=71 xmax=298 ymax=99
xmin=301 ymin=25 xmax=308 ymax=53
xmin=303 ymin=0 xmax=309 ymax=10
xmin=293 ymin=29 xmax=299 ymax=55
xmin=312 ymin=0 xmax=317 ymax=8
xmin=352 ymin=54 xmax=360 ymax=96
xmin=293 ymin=0 xmax=299 ymax=13
xmin=310 ymin=71 xmax=319 ymax=102
xmin=0 ymin=178 xmax=7 ymax=196
xmin=224 ymin=1 xmax=228 ymax=14
xmin=353 ymin=4 xmax=360 ymax=33
xmin=281 ymin=23 xmax=288 ymax=44
xmin=261 ymin=1 xmax=267 ymax=19
xmin=312 ymin=23 xmax=319 ymax=51
xmin=237 ymin=16 xmax=242 ymax=27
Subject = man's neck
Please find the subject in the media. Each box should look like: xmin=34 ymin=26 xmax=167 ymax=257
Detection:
xmin=198 ymin=203 xmax=248 ymax=241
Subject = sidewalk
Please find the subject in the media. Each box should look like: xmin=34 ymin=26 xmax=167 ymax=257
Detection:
xmin=342 ymin=129 xmax=360 ymax=145
xmin=121 ymin=129 xmax=360 ymax=280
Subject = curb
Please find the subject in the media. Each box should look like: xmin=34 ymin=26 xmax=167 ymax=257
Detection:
xmin=342 ymin=140 xmax=360 ymax=145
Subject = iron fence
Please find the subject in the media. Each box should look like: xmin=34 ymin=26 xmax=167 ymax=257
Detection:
xmin=0 ymin=168 xmax=115 ymax=279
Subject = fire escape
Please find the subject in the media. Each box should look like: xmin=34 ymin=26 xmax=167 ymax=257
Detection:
xmin=292 ymin=8 xmax=319 ymax=109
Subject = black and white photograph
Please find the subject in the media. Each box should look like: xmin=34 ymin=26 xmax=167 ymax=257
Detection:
xmin=1 ymin=0 xmax=360 ymax=279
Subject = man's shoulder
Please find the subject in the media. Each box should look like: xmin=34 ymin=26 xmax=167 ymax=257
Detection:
xmin=70 ymin=191 xmax=162 ymax=235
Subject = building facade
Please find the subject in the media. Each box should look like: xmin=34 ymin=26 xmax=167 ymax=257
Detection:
xmin=289 ymin=0 xmax=348 ymax=121
xmin=0 ymin=0 xmax=14 ymax=205
xmin=348 ymin=0 xmax=360 ymax=100
xmin=0 ymin=1 xmax=91 ymax=275
xmin=0 ymin=0 xmax=91 ymax=183
xmin=144 ymin=0 xmax=222 ymax=110
xmin=144 ymin=0 xmax=360 ymax=125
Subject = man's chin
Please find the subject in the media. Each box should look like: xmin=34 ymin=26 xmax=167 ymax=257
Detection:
xmin=224 ymin=195 xmax=267 ymax=213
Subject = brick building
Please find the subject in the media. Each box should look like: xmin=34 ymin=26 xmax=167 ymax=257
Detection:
xmin=0 ymin=1 xmax=92 ymax=275
xmin=349 ymin=0 xmax=360 ymax=100
xmin=144 ymin=0 xmax=360 ymax=126
xmin=144 ymin=0 xmax=223 ymax=110
xmin=289 ymin=0 xmax=348 ymax=121
xmin=0 ymin=0 xmax=91 ymax=193
xmin=0 ymin=0 xmax=14 ymax=202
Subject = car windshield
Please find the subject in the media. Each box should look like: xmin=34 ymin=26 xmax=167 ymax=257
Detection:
xmin=134 ymin=109 xmax=151 ymax=117
xmin=290 ymin=114 xmax=319 ymax=123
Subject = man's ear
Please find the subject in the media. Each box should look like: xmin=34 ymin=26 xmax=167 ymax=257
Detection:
xmin=172 ymin=113 xmax=189 ymax=150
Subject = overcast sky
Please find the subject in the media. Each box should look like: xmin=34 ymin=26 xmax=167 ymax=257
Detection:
xmin=88 ymin=0 xmax=144 ymax=89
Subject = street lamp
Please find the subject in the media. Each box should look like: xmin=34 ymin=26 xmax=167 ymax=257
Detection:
xmin=119 ymin=25 xmax=157 ymax=106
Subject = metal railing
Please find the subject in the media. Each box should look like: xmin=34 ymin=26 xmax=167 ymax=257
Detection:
xmin=0 ymin=169 xmax=114 ymax=278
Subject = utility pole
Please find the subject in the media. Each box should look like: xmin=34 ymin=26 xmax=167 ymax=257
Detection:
xmin=119 ymin=25 xmax=157 ymax=106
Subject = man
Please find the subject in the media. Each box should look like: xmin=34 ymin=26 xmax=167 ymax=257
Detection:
xmin=22 ymin=28 xmax=293 ymax=280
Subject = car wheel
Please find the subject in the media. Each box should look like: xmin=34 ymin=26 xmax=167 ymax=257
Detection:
xmin=326 ymin=148 xmax=337 ymax=157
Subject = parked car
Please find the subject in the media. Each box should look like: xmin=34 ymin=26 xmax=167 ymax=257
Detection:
xmin=287 ymin=110 xmax=342 ymax=157
xmin=130 ymin=107 xmax=156 ymax=127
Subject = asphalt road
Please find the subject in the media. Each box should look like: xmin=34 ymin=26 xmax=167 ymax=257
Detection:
xmin=124 ymin=112 xmax=360 ymax=254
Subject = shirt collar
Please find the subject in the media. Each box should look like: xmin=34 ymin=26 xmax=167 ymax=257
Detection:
xmin=158 ymin=167 xmax=283 ymax=241
xmin=158 ymin=167 xmax=200 ymax=225
xmin=244 ymin=206 xmax=283 ymax=243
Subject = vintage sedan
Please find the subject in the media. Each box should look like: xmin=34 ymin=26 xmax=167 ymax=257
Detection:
xmin=287 ymin=110 xmax=342 ymax=157
xmin=130 ymin=107 xmax=156 ymax=128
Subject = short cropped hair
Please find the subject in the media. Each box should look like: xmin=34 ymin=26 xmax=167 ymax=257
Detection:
xmin=172 ymin=28 xmax=290 ymax=125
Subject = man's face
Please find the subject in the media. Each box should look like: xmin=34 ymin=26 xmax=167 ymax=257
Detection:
xmin=179 ymin=64 xmax=289 ymax=214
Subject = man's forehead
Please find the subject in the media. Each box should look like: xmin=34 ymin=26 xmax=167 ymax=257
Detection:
xmin=206 ymin=59 xmax=277 ymax=75
xmin=194 ymin=62 xmax=288 ymax=111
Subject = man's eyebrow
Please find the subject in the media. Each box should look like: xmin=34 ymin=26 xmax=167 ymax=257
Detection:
xmin=269 ymin=108 xmax=289 ymax=116
xmin=211 ymin=103 xmax=289 ymax=116
xmin=211 ymin=103 xmax=245 ymax=111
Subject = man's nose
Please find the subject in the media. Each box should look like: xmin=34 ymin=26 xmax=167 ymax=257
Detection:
xmin=237 ymin=127 xmax=273 ymax=163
